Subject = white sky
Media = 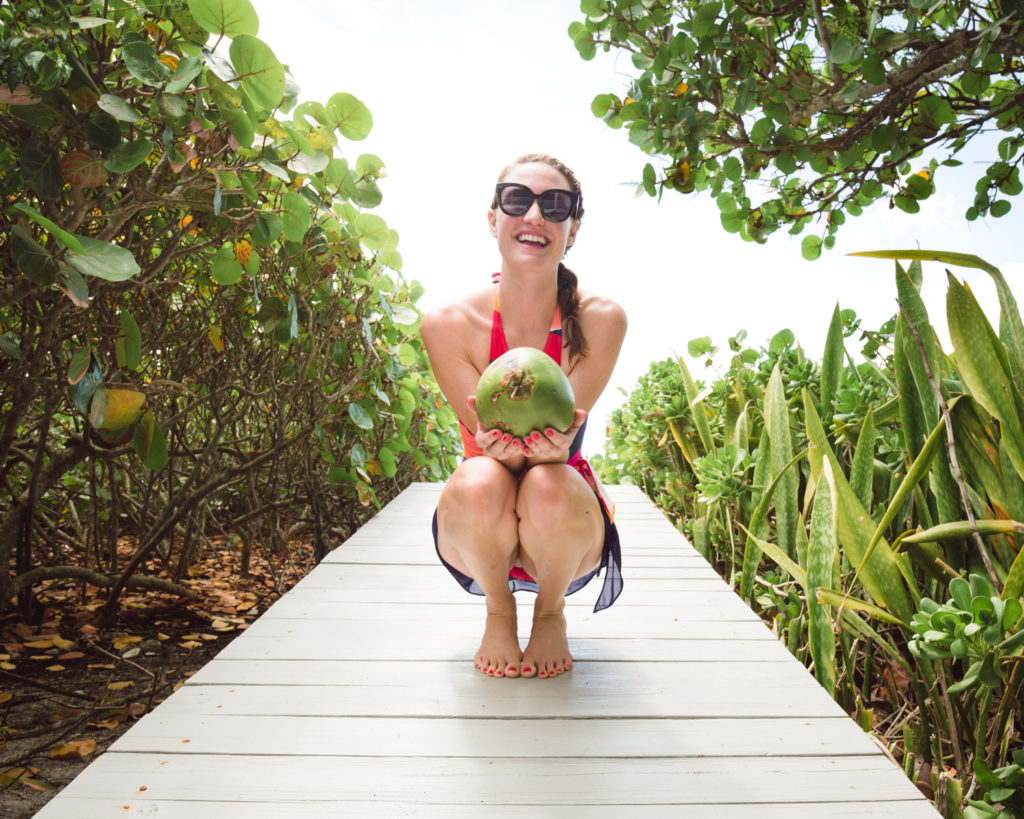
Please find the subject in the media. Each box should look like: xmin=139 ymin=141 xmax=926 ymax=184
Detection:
xmin=249 ymin=0 xmax=1022 ymax=448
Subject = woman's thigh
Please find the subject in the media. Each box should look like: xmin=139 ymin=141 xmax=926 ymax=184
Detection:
xmin=435 ymin=457 xmax=520 ymax=572
xmin=515 ymin=464 xmax=604 ymax=580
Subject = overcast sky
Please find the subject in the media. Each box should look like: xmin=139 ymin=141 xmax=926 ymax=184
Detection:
xmin=248 ymin=0 xmax=1021 ymax=447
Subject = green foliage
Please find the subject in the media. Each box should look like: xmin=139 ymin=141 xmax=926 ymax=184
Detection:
xmin=0 ymin=0 xmax=459 ymax=615
xmin=570 ymin=1 xmax=1024 ymax=249
xmin=602 ymin=251 xmax=1024 ymax=815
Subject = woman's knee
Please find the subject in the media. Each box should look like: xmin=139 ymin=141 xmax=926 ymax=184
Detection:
xmin=440 ymin=460 xmax=517 ymax=528
xmin=517 ymin=465 xmax=596 ymax=530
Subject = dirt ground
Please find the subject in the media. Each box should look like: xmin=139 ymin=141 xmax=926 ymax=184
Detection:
xmin=0 ymin=537 xmax=315 ymax=817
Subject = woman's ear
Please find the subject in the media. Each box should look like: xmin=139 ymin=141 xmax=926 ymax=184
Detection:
xmin=487 ymin=208 xmax=497 ymax=236
xmin=566 ymin=218 xmax=580 ymax=248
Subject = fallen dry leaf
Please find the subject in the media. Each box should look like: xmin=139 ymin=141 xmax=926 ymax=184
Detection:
xmin=0 ymin=692 xmax=11 ymax=703
xmin=23 ymin=639 xmax=52 ymax=649
xmin=112 ymin=635 xmax=142 ymax=651
xmin=108 ymin=681 xmax=134 ymax=691
xmin=50 ymin=738 xmax=96 ymax=759
xmin=46 ymin=665 xmax=65 ymax=672
xmin=59 ymin=651 xmax=85 ymax=660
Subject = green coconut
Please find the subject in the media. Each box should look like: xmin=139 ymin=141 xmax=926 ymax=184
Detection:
xmin=475 ymin=346 xmax=575 ymax=438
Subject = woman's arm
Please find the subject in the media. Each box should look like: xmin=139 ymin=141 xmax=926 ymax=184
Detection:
xmin=421 ymin=300 xmax=527 ymax=472
xmin=522 ymin=295 xmax=627 ymax=462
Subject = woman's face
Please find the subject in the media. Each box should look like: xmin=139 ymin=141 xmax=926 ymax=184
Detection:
xmin=488 ymin=162 xmax=580 ymax=273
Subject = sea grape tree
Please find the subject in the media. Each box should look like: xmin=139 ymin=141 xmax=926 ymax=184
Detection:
xmin=570 ymin=0 xmax=1024 ymax=257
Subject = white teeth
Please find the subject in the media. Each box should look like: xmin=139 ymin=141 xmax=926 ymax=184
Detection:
xmin=517 ymin=234 xmax=548 ymax=246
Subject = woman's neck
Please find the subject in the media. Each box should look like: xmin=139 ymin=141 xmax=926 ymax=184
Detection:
xmin=496 ymin=264 xmax=559 ymax=347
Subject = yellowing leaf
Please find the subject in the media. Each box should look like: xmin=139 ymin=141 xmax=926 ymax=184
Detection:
xmin=0 ymin=662 xmax=16 ymax=671
xmin=52 ymin=636 xmax=74 ymax=651
xmin=208 ymin=325 xmax=224 ymax=353
xmin=107 ymin=680 xmax=134 ymax=691
xmin=112 ymin=635 xmax=142 ymax=651
xmin=23 ymin=640 xmax=53 ymax=649
xmin=50 ymin=738 xmax=97 ymax=759
xmin=0 ymin=692 xmax=11 ymax=704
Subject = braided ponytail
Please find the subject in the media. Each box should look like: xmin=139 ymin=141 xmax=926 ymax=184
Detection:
xmin=557 ymin=263 xmax=587 ymax=362
xmin=495 ymin=153 xmax=589 ymax=363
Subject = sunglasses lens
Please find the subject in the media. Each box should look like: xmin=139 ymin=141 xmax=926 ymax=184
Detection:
xmin=540 ymin=191 xmax=574 ymax=222
xmin=499 ymin=185 xmax=534 ymax=215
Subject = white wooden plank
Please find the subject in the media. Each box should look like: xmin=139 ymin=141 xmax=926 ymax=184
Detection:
xmin=136 ymin=665 xmax=846 ymax=719
xmin=36 ymin=754 xmax=929 ymax=807
xmin=261 ymin=598 xmax=763 ymax=623
xmin=34 ymin=799 xmax=943 ymax=818
xmin=210 ymin=634 xmax=794 ymax=662
xmin=108 ymin=714 xmax=886 ymax=758
xmin=228 ymin=611 xmax=778 ymax=644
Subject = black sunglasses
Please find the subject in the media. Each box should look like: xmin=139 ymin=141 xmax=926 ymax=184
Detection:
xmin=494 ymin=183 xmax=580 ymax=222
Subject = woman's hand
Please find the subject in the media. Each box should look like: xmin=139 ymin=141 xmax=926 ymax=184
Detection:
xmin=466 ymin=396 xmax=527 ymax=471
xmin=522 ymin=408 xmax=586 ymax=463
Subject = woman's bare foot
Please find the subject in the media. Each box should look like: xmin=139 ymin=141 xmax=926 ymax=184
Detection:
xmin=521 ymin=610 xmax=572 ymax=679
xmin=475 ymin=607 xmax=522 ymax=678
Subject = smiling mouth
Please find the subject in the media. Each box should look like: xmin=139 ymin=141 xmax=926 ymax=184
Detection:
xmin=516 ymin=233 xmax=549 ymax=247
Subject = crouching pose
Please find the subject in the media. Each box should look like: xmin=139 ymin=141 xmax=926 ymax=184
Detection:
xmin=421 ymin=153 xmax=626 ymax=679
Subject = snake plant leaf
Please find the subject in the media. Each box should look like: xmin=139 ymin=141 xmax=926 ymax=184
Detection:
xmin=738 ymin=523 xmax=806 ymax=588
xmin=677 ymin=355 xmax=714 ymax=457
xmin=819 ymin=303 xmax=844 ymax=422
xmin=804 ymin=391 xmax=913 ymax=623
xmin=849 ymin=408 xmax=875 ymax=512
xmin=852 ymin=249 xmax=1024 ymax=374
xmin=807 ymin=463 xmax=839 ymax=695
xmin=947 ymin=274 xmax=1024 ymax=481
xmin=766 ymin=363 xmax=798 ymax=559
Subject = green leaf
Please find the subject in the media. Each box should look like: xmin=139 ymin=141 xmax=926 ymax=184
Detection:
xmin=143 ymin=418 xmax=168 ymax=470
xmin=11 ymin=224 xmax=58 ymax=285
xmin=211 ymin=245 xmax=244 ymax=285
xmin=68 ymin=353 xmax=102 ymax=415
xmin=765 ymin=363 xmax=798 ymax=560
xmin=96 ymin=93 xmax=142 ymax=123
xmin=804 ymin=392 xmax=913 ymax=623
xmin=348 ymin=402 xmax=374 ymax=430
xmin=13 ymin=203 xmax=83 ymax=253
xmin=801 ymin=235 xmax=822 ymax=261
xmin=166 ymin=54 xmax=204 ymax=94
xmin=947 ymin=275 xmax=1024 ymax=480
xmin=104 ymin=138 xmax=154 ymax=173
xmin=117 ymin=311 xmax=142 ymax=371
xmin=230 ymin=35 xmax=286 ymax=111
xmin=188 ymin=0 xmax=259 ymax=36
xmin=65 ymin=236 xmax=141 ymax=282
xmin=326 ymin=92 xmax=373 ymax=141
xmin=281 ymin=192 xmax=311 ymax=242
xmin=353 ymin=213 xmax=389 ymax=250
xmin=807 ymin=467 xmax=839 ymax=695
xmin=819 ymin=303 xmax=844 ymax=420
xmin=121 ymin=39 xmax=169 ymax=86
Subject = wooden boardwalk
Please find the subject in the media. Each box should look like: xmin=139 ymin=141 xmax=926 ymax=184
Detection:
xmin=38 ymin=483 xmax=938 ymax=817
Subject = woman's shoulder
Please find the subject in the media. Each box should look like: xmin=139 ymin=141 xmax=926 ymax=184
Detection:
xmin=420 ymin=287 xmax=494 ymax=343
xmin=578 ymin=289 xmax=627 ymax=329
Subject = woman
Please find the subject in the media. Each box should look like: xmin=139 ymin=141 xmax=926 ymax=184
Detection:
xmin=420 ymin=154 xmax=626 ymax=680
